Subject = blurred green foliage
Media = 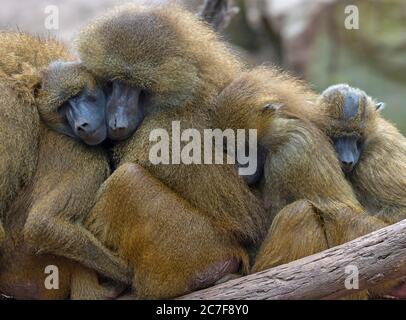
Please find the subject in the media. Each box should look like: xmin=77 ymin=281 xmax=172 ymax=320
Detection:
xmin=309 ymin=0 xmax=406 ymax=134
xmin=309 ymin=31 xmax=406 ymax=134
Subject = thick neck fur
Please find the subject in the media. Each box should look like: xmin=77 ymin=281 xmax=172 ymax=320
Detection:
xmin=0 ymin=32 xmax=71 ymax=104
xmin=76 ymin=4 xmax=242 ymax=113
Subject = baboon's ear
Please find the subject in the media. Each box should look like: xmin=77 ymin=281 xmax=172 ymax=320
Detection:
xmin=263 ymin=103 xmax=284 ymax=112
xmin=375 ymin=102 xmax=385 ymax=112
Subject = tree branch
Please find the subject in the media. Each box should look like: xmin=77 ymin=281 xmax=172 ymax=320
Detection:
xmin=198 ymin=0 xmax=240 ymax=32
xmin=180 ymin=219 xmax=406 ymax=300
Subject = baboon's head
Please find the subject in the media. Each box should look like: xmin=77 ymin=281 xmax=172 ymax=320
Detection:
xmin=75 ymin=4 xmax=241 ymax=141
xmin=213 ymin=67 xmax=319 ymax=138
xmin=321 ymin=84 xmax=385 ymax=173
xmin=36 ymin=61 xmax=107 ymax=146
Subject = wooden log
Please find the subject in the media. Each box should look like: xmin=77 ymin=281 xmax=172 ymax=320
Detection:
xmin=180 ymin=219 xmax=406 ymax=300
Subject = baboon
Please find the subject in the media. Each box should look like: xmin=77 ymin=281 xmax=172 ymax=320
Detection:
xmin=317 ymin=84 xmax=406 ymax=298
xmin=0 ymin=32 xmax=130 ymax=299
xmin=73 ymin=4 xmax=267 ymax=298
xmin=319 ymin=84 xmax=406 ymax=225
xmin=209 ymin=67 xmax=390 ymax=298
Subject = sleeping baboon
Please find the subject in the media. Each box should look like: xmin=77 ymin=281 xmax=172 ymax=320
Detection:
xmin=210 ymin=68 xmax=391 ymax=298
xmin=317 ymin=84 xmax=406 ymax=298
xmin=30 ymin=57 xmax=129 ymax=282
xmin=319 ymin=84 xmax=406 ymax=224
xmin=0 ymin=32 xmax=130 ymax=299
xmin=73 ymin=4 xmax=267 ymax=298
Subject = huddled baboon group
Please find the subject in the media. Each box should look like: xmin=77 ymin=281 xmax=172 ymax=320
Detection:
xmin=0 ymin=3 xmax=405 ymax=300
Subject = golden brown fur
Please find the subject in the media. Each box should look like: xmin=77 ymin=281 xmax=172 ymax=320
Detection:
xmin=210 ymin=68 xmax=389 ymax=298
xmin=76 ymin=4 xmax=267 ymax=298
xmin=316 ymin=84 xmax=406 ymax=298
xmin=72 ymin=5 xmax=392 ymax=298
xmin=86 ymin=163 xmax=248 ymax=299
xmin=212 ymin=68 xmax=365 ymax=220
xmin=4 ymin=5 xmax=394 ymax=300
xmin=0 ymin=32 xmax=70 ymax=103
xmin=319 ymin=85 xmax=406 ymax=224
xmin=0 ymin=126 xmax=108 ymax=300
xmin=0 ymin=32 xmax=66 ymax=245
xmin=0 ymin=81 xmax=39 ymax=243
xmin=0 ymin=32 xmax=128 ymax=299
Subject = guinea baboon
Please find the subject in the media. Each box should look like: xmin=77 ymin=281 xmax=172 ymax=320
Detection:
xmin=0 ymin=32 xmax=130 ymax=299
xmin=209 ymin=67 xmax=391 ymax=298
xmin=319 ymin=84 xmax=406 ymax=225
xmin=73 ymin=4 xmax=267 ymax=298
xmin=35 ymin=58 xmax=138 ymax=284
xmin=317 ymin=84 xmax=406 ymax=298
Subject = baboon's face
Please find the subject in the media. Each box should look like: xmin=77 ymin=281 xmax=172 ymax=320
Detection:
xmin=321 ymin=83 xmax=385 ymax=174
xmin=58 ymin=86 xmax=107 ymax=146
xmin=38 ymin=61 xmax=107 ymax=146
xmin=331 ymin=134 xmax=363 ymax=173
xmin=105 ymin=81 xmax=146 ymax=141
xmin=322 ymin=84 xmax=365 ymax=173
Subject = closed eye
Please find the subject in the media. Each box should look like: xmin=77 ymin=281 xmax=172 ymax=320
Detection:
xmin=87 ymin=94 xmax=97 ymax=103
xmin=104 ymin=81 xmax=114 ymax=96
xmin=356 ymin=139 xmax=363 ymax=150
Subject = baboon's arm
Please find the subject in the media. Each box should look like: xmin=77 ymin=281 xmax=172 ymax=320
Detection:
xmin=21 ymin=129 xmax=132 ymax=285
xmin=23 ymin=185 xmax=132 ymax=284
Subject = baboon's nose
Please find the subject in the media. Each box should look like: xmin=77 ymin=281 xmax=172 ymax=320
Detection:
xmin=76 ymin=122 xmax=89 ymax=132
xmin=110 ymin=114 xmax=128 ymax=131
xmin=108 ymin=114 xmax=131 ymax=141
xmin=341 ymin=161 xmax=354 ymax=172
